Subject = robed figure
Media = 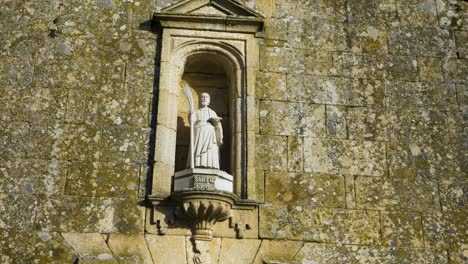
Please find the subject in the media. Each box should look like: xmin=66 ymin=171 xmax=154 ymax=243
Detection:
xmin=186 ymin=92 xmax=223 ymax=169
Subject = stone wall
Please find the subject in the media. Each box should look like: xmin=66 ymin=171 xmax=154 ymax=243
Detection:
xmin=0 ymin=0 xmax=466 ymax=263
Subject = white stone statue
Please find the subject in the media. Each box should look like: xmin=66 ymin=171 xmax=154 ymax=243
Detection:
xmin=185 ymin=89 xmax=223 ymax=169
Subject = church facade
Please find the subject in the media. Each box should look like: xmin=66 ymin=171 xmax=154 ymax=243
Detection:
xmin=0 ymin=0 xmax=466 ymax=263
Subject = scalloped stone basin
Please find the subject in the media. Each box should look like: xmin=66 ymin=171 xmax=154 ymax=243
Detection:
xmin=172 ymin=190 xmax=237 ymax=241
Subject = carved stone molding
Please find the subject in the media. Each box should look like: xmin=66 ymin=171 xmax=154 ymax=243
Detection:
xmin=154 ymin=0 xmax=264 ymax=33
xmin=172 ymin=190 xmax=237 ymax=241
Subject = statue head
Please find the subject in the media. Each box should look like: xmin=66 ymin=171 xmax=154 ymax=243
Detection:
xmin=200 ymin=93 xmax=211 ymax=107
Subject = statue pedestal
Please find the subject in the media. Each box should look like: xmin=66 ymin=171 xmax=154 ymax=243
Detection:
xmin=172 ymin=168 xmax=236 ymax=241
xmin=173 ymin=168 xmax=233 ymax=192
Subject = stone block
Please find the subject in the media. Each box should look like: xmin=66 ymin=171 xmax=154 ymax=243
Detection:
xmin=448 ymin=242 xmax=468 ymax=264
xmin=34 ymin=196 xmax=89 ymax=232
xmin=347 ymin=0 xmax=397 ymax=26
xmin=288 ymin=19 xmax=347 ymax=51
xmin=345 ymin=175 xmax=356 ymax=209
xmin=418 ymin=57 xmax=444 ymax=82
xmin=0 ymin=85 xmax=29 ymax=122
xmin=332 ymin=52 xmax=386 ymax=79
xmin=256 ymin=71 xmax=287 ymax=101
xmin=33 ymin=59 xmax=124 ymax=89
xmin=151 ymin=161 xmax=174 ymax=196
xmin=436 ymin=0 xmax=465 ymax=30
xmin=259 ymin=100 xmax=325 ymax=137
xmin=288 ymin=75 xmax=365 ymax=106
xmin=0 ymin=194 xmax=37 ymax=230
xmin=106 ymin=234 xmax=153 ymax=264
xmin=36 ymin=196 xmax=144 ymax=234
xmin=389 ymin=28 xmax=452 ymax=57
xmin=275 ymin=0 xmax=346 ymax=22
xmin=103 ymin=198 xmax=146 ymax=234
xmin=145 ymin=235 xmax=186 ymax=264
xmin=347 ymin=24 xmax=389 ymax=54
xmin=386 ymin=81 xmax=458 ymax=110
xmin=0 ymin=121 xmax=29 ymax=159
xmin=260 ymin=206 xmax=381 ymax=245
xmin=385 ymin=55 xmax=419 ymax=81
xmin=23 ymin=87 xmax=67 ymax=124
xmin=422 ymin=212 xmax=466 ymax=249
xmin=92 ymin=84 xmax=151 ymax=127
xmin=294 ymin=245 xmax=447 ymax=264
xmin=356 ymin=174 xmax=441 ymax=211
xmin=388 ymin=28 xmax=420 ymax=56
xmin=396 ymin=0 xmax=438 ymax=27
xmin=126 ymin=64 xmax=156 ymax=95
xmin=265 ymin=172 xmax=346 ymax=208
xmin=0 ymin=56 xmax=34 ymax=87
xmin=65 ymin=160 xmax=99 ymax=197
xmin=219 ymin=238 xmax=261 ymax=264
xmin=381 ymin=211 xmax=424 ymax=248
xmin=358 ymin=78 xmax=386 ymax=108
xmin=255 ymin=169 xmax=265 ymax=203
xmin=387 ymin=109 xmax=449 ymax=143
xmin=96 ymin=161 xmax=141 ymax=198
xmin=392 ymin=247 xmax=448 ymax=264
xmin=290 ymin=49 xmax=335 ymax=76
xmin=444 ymin=58 xmax=468 ymax=83
xmin=417 ymin=28 xmax=453 ymax=57
xmin=387 ymin=141 xmax=457 ymax=179
xmin=455 ymin=31 xmax=468 ymax=58
xmin=100 ymin=125 xmax=150 ymax=164
xmin=66 ymin=160 xmax=140 ymax=198
xmin=0 ymin=0 xmax=54 ymax=55
xmin=292 ymin=243 xmax=393 ymax=264
xmin=26 ymin=123 xmax=58 ymax=160
xmin=153 ymin=125 xmax=176 ymax=166
xmin=438 ymin=177 xmax=466 ymax=212
xmin=255 ymin=135 xmax=287 ymax=171
xmin=0 ymin=228 xmax=35 ymax=263
xmin=347 ymin=108 xmax=387 ymax=142
xmin=326 ymin=105 xmax=347 ymax=139
xmin=287 ymin=136 xmax=303 ymax=172
xmin=252 ymin=239 xmax=303 ymax=264
xmin=185 ymin=237 xmax=221 ymax=264
xmin=56 ymin=124 xmax=102 ymax=161
xmin=157 ymin=90 xmax=179 ymax=130
xmin=61 ymin=232 xmax=118 ymax=263
xmin=33 ymin=231 xmax=78 ymax=263
xmin=54 ymin=0 xmax=129 ymax=38
xmin=303 ymin=138 xmax=386 ymax=176
xmin=0 ymin=158 xmax=66 ymax=195
xmin=259 ymin=46 xmax=291 ymax=73
xmin=264 ymin=18 xmax=288 ymax=40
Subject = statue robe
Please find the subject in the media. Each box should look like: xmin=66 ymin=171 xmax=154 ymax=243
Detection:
xmin=187 ymin=107 xmax=223 ymax=169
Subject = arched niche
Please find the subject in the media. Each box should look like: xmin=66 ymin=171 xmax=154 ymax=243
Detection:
xmin=150 ymin=0 xmax=263 ymax=206
xmin=148 ymin=0 xmax=263 ymax=240
xmin=153 ymin=40 xmax=249 ymax=198
xmin=175 ymin=52 xmax=234 ymax=175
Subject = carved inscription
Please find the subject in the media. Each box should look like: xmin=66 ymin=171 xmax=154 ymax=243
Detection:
xmin=193 ymin=175 xmax=216 ymax=190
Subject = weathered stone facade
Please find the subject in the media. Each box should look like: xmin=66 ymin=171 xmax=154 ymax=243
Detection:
xmin=0 ymin=0 xmax=466 ymax=263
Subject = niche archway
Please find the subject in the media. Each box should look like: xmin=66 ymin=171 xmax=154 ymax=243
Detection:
xmin=149 ymin=0 xmax=263 ymax=240
xmin=152 ymin=39 xmax=255 ymax=200
xmin=175 ymin=52 xmax=233 ymax=174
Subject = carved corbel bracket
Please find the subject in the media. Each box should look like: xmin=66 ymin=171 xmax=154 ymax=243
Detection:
xmin=228 ymin=217 xmax=251 ymax=239
xmin=172 ymin=190 xmax=237 ymax=241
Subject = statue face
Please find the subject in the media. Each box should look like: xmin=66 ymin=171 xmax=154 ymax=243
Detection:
xmin=200 ymin=93 xmax=210 ymax=106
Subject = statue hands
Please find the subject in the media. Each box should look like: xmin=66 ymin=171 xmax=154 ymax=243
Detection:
xmin=208 ymin=117 xmax=222 ymax=127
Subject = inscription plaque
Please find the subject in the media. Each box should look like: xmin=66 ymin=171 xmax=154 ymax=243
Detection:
xmin=193 ymin=175 xmax=216 ymax=190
